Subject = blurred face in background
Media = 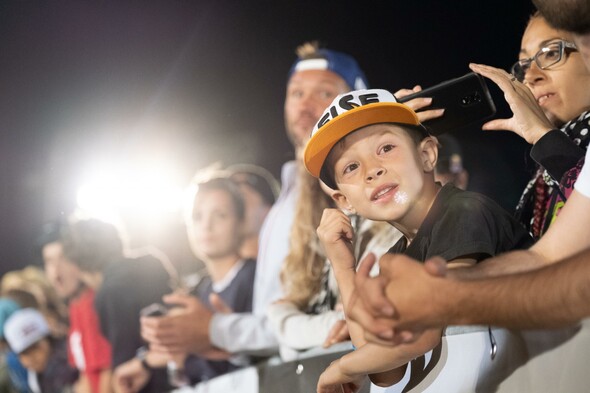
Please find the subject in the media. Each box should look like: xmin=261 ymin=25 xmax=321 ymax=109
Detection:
xmin=42 ymin=242 xmax=82 ymax=300
xmin=284 ymin=69 xmax=349 ymax=152
xmin=189 ymin=189 xmax=244 ymax=261
xmin=519 ymin=16 xmax=590 ymax=125
xmin=18 ymin=339 xmax=51 ymax=373
xmin=230 ymin=173 xmax=271 ymax=239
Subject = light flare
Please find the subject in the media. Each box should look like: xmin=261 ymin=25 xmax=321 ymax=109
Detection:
xmin=394 ymin=190 xmax=408 ymax=204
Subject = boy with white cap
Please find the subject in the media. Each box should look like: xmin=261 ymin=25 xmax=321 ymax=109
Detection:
xmin=0 ymin=298 xmax=28 ymax=392
xmin=4 ymin=308 xmax=77 ymax=393
xmin=304 ymin=89 xmax=532 ymax=390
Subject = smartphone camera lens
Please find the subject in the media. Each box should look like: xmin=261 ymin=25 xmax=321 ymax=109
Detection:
xmin=461 ymin=92 xmax=482 ymax=106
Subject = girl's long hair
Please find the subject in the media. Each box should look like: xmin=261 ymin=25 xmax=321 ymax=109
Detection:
xmin=280 ymin=161 xmax=334 ymax=310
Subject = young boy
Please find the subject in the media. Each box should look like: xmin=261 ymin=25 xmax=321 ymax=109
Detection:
xmin=303 ymin=89 xmax=532 ymax=391
xmin=4 ymin=308 xmax=78 ymax=393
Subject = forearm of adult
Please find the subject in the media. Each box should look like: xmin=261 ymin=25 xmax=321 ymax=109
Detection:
xmin=455 ymin=189 xmax=590 ymax=282
xmin=529 ymin=190 xmax=590 ymax=262
xmin=450 ymin=249 xmax=549 ymax=280
xmin=449 ymin=249 xmax=590 ymax=328
xmin=209 ymin=312 xmax=279 ymax=356
xmin=530 ymin=130 xmax=585 ymax=181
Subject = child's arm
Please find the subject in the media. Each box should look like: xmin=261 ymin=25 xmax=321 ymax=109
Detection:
xmin=317 ymin=208 xmax=357 ymax=306
xmin=317 ymin=328 xmax=442 ymax=390
xmin=317 ymin=209 xmax=370 ymax=350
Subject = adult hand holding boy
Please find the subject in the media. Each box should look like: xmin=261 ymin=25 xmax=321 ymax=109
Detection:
xmin=348 ymin=253 xmax=449 ymax=345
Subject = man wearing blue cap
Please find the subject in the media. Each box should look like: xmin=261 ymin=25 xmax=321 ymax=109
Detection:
xmin=139 ymin=42 xmax=368 ymax=364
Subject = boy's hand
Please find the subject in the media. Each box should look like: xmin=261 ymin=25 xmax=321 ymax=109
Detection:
xmin=209 ymin=293 xmax=233 ymax=314
xmin=112 ymin=358 xmax=151 ymax=393
xmin=323 ymin=319 xmax=350 ymax=348
xmin=317 ymin=208 xmax=356 ymax=270
xmin=317 ymin=360 xmax=365 ymax=393
xmin=393 ymin=85 xmax=445 ymax=123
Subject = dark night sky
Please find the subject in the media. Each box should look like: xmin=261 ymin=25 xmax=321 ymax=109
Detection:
xmin=0 ymin=0 xmax=536 ymax=275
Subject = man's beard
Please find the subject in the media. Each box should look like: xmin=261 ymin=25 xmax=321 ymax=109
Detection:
xmin=285 ymin=121 xmax=309 ymax=151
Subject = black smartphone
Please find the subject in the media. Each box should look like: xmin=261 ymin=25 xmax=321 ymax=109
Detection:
xmin=396 ymin=72 xmax=496 ymax=135
xmin=140 ymin=303 xmax=169 ymax=317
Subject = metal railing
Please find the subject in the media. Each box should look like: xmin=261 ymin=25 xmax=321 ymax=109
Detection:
xmin=177 ymin=320 xmax=590 ymax=392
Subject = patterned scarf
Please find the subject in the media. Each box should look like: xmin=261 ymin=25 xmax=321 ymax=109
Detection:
xmin=515 ymin=111 xmax=590 ymax=238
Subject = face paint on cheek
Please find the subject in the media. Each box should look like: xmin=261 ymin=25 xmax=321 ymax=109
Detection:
xmin=394 ymin=190 xmax=408 ymax=204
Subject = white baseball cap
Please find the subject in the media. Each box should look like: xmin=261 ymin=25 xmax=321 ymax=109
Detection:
xmin=303 ymin=89 xmax=424 ymax=188
xmin=4 ymin=308 xmax=50 ymax=354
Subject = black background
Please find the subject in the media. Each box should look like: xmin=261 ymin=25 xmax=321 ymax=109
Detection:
xmin=0 ymin=0 xmax=536 ymax=275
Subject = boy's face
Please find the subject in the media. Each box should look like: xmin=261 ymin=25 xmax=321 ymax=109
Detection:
xmin=18 ymin=339 xmax=51 ymax=373
xmin=329 ymin=124 xmax=437 ymax=223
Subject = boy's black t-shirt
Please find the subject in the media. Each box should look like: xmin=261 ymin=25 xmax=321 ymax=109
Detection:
xmin=388 ymin=184 xmax=533 ymax=261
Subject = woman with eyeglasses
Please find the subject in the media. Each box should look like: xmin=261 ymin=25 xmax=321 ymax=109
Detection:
xmin=470 ymin=11 xmax=590 ymax=240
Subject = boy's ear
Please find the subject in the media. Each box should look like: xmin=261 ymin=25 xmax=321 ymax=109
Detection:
xmin=331 ymin=191 xmax=356 ymax=214
xmin=419 ymin=136 xmax=439 ymax=173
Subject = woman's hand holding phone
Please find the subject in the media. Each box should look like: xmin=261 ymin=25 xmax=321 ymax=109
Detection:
xmin=394 ymin=85 xmax=446 ymax=123
xmin=469 ymin=63 xmax=554 ymax=145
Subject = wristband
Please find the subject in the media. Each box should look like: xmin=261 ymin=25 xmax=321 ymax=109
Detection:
xmin=135 ymin=346 xmax=153 ymax=372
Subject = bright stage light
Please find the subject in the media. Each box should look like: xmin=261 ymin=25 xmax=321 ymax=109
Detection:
xmin=76 ymin=160 xmax=185 ymax=223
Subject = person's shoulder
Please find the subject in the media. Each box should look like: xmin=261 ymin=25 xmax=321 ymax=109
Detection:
xmin=441 ymin=186 xmax=531 ymax=243
xmin=70 ymin=287 xmax=93 ymax=308
xmin=104 ymin=252 xmax=169 ymax=276
xmin=444 ymin=186 xmax=504 ymax=213
xmin=236 ymin=258 xmax=257 ymax=279
xmin=223 ymin=259 xmax=256 ymax=293
xmin=433 ymin=185 xmax=519 ymax=230
xmin=100 ymin=252 xmax=173 ymax=296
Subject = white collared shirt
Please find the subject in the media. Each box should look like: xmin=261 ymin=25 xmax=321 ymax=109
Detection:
xmin=209 ymin=160 xmax=298 ymax=355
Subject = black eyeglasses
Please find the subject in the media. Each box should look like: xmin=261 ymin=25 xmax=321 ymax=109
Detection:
xmin=510 ymin=40 xmax=578 ymax=82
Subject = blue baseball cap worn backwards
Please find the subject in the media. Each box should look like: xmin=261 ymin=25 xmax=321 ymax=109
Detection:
xmin=288 ymin=48 xmax=369 ymax=90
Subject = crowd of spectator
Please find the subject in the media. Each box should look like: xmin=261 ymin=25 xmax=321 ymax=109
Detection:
xmin=1 ymin=0 xmax=590 ymax=391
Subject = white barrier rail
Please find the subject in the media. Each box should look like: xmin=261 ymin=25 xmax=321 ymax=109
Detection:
xmin=177 ymin=319 xmax=590 ymax=393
